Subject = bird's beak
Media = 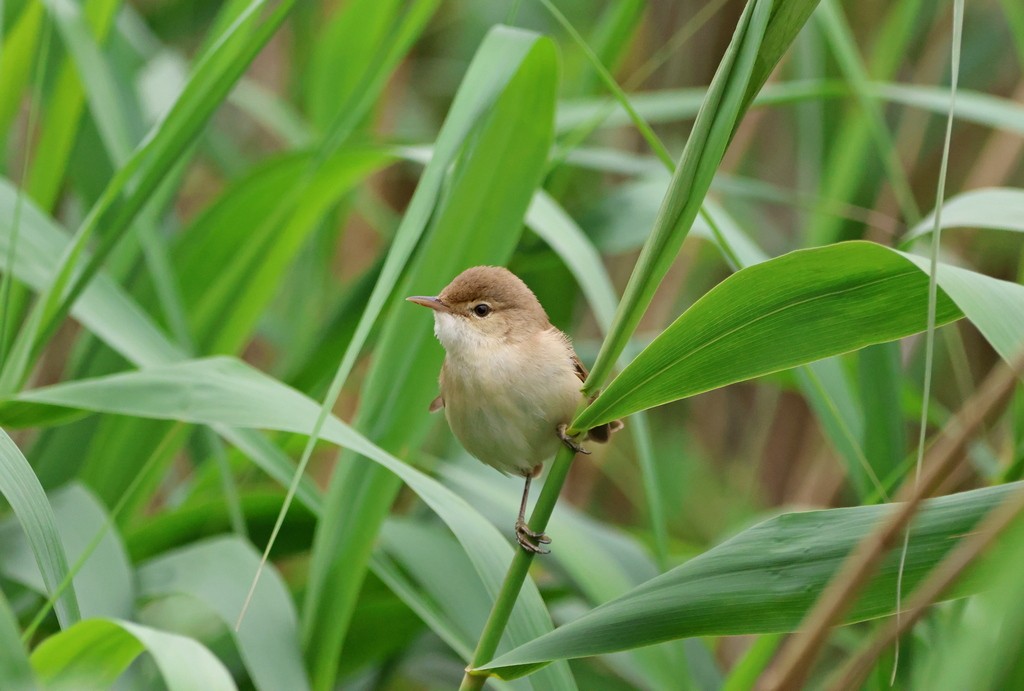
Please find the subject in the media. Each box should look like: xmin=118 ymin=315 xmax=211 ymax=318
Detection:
xmin=406 ymin=295 xmax=450 ymax=313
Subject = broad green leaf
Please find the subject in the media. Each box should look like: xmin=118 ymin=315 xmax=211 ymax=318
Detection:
xmin=0 ymin=429 xmax=80 ymax=628
xmin=138 ymin=537 xmax=309 ymax=691
xmin=574 ymin=241 xmax=963 ymax=430
xmin=480 ymin=482 xmax=1023 ymax=678
xmin=903 ymin=188 xmax=1024 ymax=244
xmin=30 ymin=618 xmax=235 ymax=690
xmin=0 ymin=356 xmax=571 ymax=690
xmin=895 ymin=251 xmax=1024 ymax=367
xmin=0 ymin=483 xmax=132 ymax=620
xmin=0 ymin=589 xmax=38 ymax=691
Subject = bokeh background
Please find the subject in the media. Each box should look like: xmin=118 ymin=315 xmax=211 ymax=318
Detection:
xmin=1 ymin=0 xmax=1023 ymax=689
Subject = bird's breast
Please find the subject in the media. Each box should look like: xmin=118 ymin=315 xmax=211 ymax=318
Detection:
xmin=440 ymin=336 xmax=582 ymax=475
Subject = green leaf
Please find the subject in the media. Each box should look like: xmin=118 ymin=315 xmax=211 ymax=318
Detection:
xmin=574 ymin=241 xmax=963 ymax=430
xmin=0 ymin=176 xmax=322 ymax=511
xmin=0 ymin=356 xmax=571 ymax=689
xmin=903 ymin=188 xmax=1024 ymax=244
xmin=0 ymin=179 xmax=184 ymax=367
xmin=0 ymin=589 xmax=38 ymax=691
xmin=27 ymin=0 xmax=122 ymax=210
xmin=0 ymin=428 xmax=80 ymax=628
xmin=174 ymin=147 xmax=387 ymax=353
xmin=0 ymin=3 xmax=45 ymax=154
xmin=0 ymin=483 xmax=132 ymax=620
xmin=480 ymin=482 xmax=1023 ymax=678
xmin=137 ymin=537 xmax=309 ymax=691
xmin=30 ymin=618 xmax=236 ymax=690
xmin=742 ymin=0 xmax=822 ymax=112
xmin=0 ymin=0 xmax=296 ymax=393
xmin=896 ymin=251 xmax=1024 ymax=367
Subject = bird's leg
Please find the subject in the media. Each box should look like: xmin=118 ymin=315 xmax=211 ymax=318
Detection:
xmin=557 ymin=423 xmax=591 ymax=455
xmin=514 ymin=472 xmax=551 ymax=554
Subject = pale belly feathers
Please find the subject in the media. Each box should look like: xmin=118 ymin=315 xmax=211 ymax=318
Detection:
xmin=440 ymin=333 xmax=583 ymax=476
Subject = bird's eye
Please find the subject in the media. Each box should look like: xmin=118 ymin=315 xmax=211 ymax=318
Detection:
xmin=472 ymin=303 xmax=492 ymax=317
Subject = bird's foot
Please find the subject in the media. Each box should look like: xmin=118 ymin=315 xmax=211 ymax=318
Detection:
xmin=557 ymin=423 xmax=590 ymax=455
xmin=515 ymin=519 xmax=551 ymax=555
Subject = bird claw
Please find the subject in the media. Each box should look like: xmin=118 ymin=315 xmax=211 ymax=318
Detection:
xmin=557 ymin=423 xmax=590 ymax=455
xmin=515 ymin=520 xmax=551 ymax=554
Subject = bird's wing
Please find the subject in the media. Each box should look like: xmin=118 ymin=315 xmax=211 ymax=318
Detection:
xmin=570 ymin=351 xmax=589 ymax=384
xmin=566 ymin=339 xmax=625 ymax=441
xmin=429 ymin=394 xmax=444 ymax=413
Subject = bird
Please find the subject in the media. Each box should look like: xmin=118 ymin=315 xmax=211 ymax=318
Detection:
xmin=407 ymin=265 xmax=623 ymax=554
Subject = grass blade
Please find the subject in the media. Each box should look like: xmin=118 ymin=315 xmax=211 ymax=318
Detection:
xmin=0 ymin=355 xmax=571 ymax=689
xmin=30 ymin=619 xmax=235 ymax=690
xmin=479 ymin=481 xmax=1023 ymax=678
xmin=138 ymin=537 xmax=309 ymax=691
xmin=0 ymin=429 xmax=80 ymax=629
xmin=0 ymin=588 xmax=39 ymax=691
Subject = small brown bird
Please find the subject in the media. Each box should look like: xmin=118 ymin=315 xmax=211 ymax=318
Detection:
xmin=408 ymin=266 xmax=623 ymax=553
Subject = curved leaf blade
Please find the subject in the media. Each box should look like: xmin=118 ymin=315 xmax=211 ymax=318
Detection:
xmin=138 ymin=536 xmax=309 ymax=691
xmin=481 ymin=482 xmax=1022 ymax=678
xmin=0 ymin=484 xmax=133 ymax=620
xmin=0 ymin=429 xmax=80 ymax=628
xmin=574 ymin=241 xmax=962 ymax=430
xmin=30 ymin=618 xmax=236 ymax=690
xmin=904 ymin=187 xmax=1024 ymax=244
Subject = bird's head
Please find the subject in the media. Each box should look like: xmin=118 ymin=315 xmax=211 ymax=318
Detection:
xmin=407 ymin=266 xmax=549 ymax=354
